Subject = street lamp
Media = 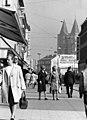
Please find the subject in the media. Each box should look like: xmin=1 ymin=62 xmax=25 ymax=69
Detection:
xmin=37 ymin=53 xmax=41 ymax=71
xmin=54 ymin=50 xmax=60 ymax=72
xmin=37 ymin=53 xmax=41 ymax=60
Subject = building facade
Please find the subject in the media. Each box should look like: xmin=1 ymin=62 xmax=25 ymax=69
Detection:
xmin=37 ymin=54 xmax=78 ymax=75
xmin=37 ymin=55 xmax=56 ymax=73
xmin=0 ymin=0 xmax=30 ymax=67
xmin=78 ymin=18 xmax=87 ymax=70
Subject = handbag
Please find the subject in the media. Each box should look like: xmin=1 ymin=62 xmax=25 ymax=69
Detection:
xmin=58 ymin=85 xmax=62 ymax=94
xmin=19 ymin=91 xmax=28 ymax=109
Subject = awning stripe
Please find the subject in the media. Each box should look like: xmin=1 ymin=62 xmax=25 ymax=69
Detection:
xmin=0 ymin=7 xmax=27 ymax=45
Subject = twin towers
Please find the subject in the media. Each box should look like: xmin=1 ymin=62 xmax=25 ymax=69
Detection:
xmin=57 ymin=19 xmax=79 ymax=55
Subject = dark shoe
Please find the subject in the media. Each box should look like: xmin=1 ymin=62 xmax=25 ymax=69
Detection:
xmin=10 ymin=118 xmax=14 ymax=120
xmin=10 ymin=115 xmax=15 ymax=120
xmin=68 ymin=95 xmax=70 ymax=98
xmin=53 ymin=98 xmax=55 ymax=100
xmin=85 ymin=105 xmax=87 ymax=118
xmin=56 ymin=98 xmax=59 ymax=100
xmin=80 ymin=94 xmax=82 ymax=98
xmin=45 ymin=98 xmax=48 ymax=100
xmin=38 ymin=98 xmax=41 ymax=100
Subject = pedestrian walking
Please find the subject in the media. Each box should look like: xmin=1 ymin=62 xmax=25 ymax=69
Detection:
xmin=51 ymin=66 xmax=60 ymax=100
xmin=22 ymin=65 xmax=29 ymax=85
xmin=64 ymin=70 xmax=68 ymax=94
xmin=30 ymin=71 xmax=38 ymax=89
xmin=64 ymin=66 xmax=75 ymax=98
xmin=78 ymin=69 xmax=84 ymax=98
xmin=1 ymin=53 xmax=26 ymax=120
xmin=80 ymin=59 xmax=87 ymax=118
xmin=25 ymin=68 xmax=32 ymax=88
xmin=37 ymin=65 xmax=48 ymax=100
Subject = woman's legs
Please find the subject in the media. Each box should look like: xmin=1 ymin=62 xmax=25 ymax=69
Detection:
xmin=9 ymin=104 xmax=17 ymax=119
xmin=52 ymin=90 xmax=55 ymax=100
xmin=56 ymin=90 xmax=59 ymax=100
xmin=84 ymin=93 xmax=87 ymax=118
xmin=44 ymin=91 xmax=48 ymax=100
xmin=9 ymin=105 xmax=13 ymax=115
xmin=39 ymin=92 xmax=41 ymax=100
xmin=85 ymin=104 xmax=87 ymax=118
xmin=8 ymin=86 xmax=17 ymax=119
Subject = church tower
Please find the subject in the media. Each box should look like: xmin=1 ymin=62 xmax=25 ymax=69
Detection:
xmin=70 ymin=19 xmax=79 ymax=55
xmin=57 ymin=20 xmax=69 ymax=54
xmin=71 ymin=19 xmax=79 ymax=36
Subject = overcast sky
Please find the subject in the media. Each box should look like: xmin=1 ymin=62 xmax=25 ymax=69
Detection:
xmin=24 ymin=0 xmax=87 ymax=60
xmin=20 ymin=1 xmax=87 ymax=59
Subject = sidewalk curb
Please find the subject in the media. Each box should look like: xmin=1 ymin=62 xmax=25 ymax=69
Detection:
xmin=0 ymin=103 xmax=8 ymax=106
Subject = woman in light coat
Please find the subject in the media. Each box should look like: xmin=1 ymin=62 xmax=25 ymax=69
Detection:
xmin=2 ymin=53 xmax=26 ymax=120
xmin=51 ymin=66 xmax=59 ymax=100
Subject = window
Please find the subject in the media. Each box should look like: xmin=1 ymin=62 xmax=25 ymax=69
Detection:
xmin=5 ymin=0 xmax=10 ymax=6
xmin=18 ymin=0 xmax=24 ymax=7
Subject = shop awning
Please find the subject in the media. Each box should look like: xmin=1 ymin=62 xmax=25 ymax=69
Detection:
xmin=0 ymin=7 xmax=27 ymax=45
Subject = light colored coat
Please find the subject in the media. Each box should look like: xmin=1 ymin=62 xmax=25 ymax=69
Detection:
xmin=83 ymin=68 xmax=87 ymax=91
xmin=2 ymin=64 xmax=26 ymax=103
xmin=51 ymin=71 xmax=59 ymax=91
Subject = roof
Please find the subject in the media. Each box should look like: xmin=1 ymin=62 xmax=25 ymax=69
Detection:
xmin=23 ymin=13 xmax=30 ymax=31
xmin=39 ymin=54 xmax=56 ymax=61
xmin=60 ymin=20 xmax=68 ymax=35
xmin=0 ymin=7 xmax=27 ymax=45
xmin=79 ymin=18 xmax=87 ymax=36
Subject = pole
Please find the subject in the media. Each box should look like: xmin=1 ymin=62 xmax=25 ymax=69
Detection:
xmin=37 ymin=53 xmax=41 ymax=71
xmin=37 ymin=53 xmax=41 ymax=60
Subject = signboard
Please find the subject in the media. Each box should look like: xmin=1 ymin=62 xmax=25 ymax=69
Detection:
xmin=59 ymin=54 xmax=78 ymax=68
xmin=0 ymin=50 xmax=7 ymax=58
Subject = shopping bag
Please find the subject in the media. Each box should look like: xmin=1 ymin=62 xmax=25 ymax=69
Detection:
xmin=58 ymin=86 xmax=62 ymax=94
xmin=19 ymin=91 xmax=28 ymax=109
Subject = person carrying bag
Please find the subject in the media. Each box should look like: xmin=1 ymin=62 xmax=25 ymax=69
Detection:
xmin=19 ymin=91 xmax=28 ymax=109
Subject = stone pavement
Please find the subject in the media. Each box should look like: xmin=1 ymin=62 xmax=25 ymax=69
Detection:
xmin=0 ymin=84 xmax=87 ymax=120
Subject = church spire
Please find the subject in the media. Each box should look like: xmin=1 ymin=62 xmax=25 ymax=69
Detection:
xmin=71 ymin=19 xmax=79 ymax=36
xmin=60 ymin=19 xmax=68 ymax=35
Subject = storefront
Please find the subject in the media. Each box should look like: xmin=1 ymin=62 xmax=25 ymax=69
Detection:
xmin=78 ymin=18 xmax=87 ymax=70
xmin=0 ymin=7 xmax=27 ymax=45
xmin=0 ymin=7 xmax=27 ymax=68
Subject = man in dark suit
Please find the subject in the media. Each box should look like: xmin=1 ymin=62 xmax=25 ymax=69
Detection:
xmin=64 ymin=66 xmax=75 ymax=98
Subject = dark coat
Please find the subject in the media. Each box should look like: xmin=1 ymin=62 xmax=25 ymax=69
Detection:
xmin=37 ymin=70 xmax=47 ymax=92
xmin=78 ymin=72 xmax=84 ymax=94
xmin=64 ymin=70 xmax=75 ymax=85
xmin=82 ymin=68 xmax=87 ymax=92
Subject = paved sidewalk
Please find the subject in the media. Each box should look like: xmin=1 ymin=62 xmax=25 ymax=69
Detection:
xmin=0 ymin=84 xmax=86 ymax=120
xmin=0 ymin=98 xmax=86 ymax=120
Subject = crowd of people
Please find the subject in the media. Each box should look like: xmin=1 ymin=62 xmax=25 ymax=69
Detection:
xmin=37 ymin=61 xmax=87 ymax=118
xmin=1 ymin=52 xmax=87 ymax=118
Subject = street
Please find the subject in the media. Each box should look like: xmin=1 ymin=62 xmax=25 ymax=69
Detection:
xmin=0 ymin=84 xmax=86 ymax=120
